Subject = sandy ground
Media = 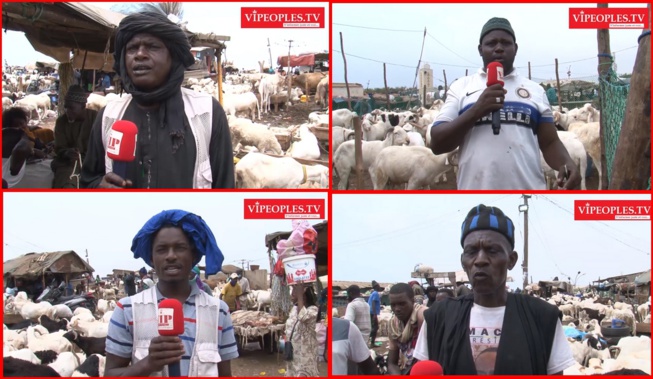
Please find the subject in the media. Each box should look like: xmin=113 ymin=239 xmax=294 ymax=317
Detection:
xmin=233 ymin=341 xmax=328 ymax=377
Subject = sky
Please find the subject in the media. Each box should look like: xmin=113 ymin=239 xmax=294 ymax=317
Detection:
xmin=332 ymin=3 xmax=646 ymax=88
xmin=333 ymin=194 xmax=651 ymax=290
xmin=3 ymin=192 xmax=328 ymax=278
xmin=2 ymin=2 xmax=328 ymax=72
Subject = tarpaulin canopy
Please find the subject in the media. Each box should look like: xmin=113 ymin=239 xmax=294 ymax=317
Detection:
xmin=277 ymin=53 xmax=328 ymax=67
xmin=4 ymin=251 xmax=94 ymax=280
xmin=2 ymin=2 xmax=229 ymax=71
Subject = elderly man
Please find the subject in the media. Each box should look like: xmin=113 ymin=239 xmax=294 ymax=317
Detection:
xmin=81 ymin=12 xmax=234 ymax=189
xmin=413 ymin=204 xmax=574 ymax=374
xmin=430 ymin=17 xmax=580 ymax=190
xmin=105 ymin=210 xmax=237 ymax=376
xmin=51 ymin=85 xmax=98 ymax=188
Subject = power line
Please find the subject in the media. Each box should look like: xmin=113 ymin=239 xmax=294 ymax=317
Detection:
xmin=426 ymin=32 xmax=478 ymax=66
xmin=334 ymin=22 xmax=423 ymax=33
xmin=517 ymin=46 xmax=637 ymax=69
xmin=539 ymin=196 xmax=649 ymax=256
xmin=333 ymin=49 xmax=476 ymax=69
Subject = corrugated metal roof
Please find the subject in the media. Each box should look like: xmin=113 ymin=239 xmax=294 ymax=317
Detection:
xmin=3 ymin=251 xmax=94 ymax=279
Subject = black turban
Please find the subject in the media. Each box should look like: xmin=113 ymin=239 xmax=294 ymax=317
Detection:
xmin=113 ymin=12 xmax=196 ymax=153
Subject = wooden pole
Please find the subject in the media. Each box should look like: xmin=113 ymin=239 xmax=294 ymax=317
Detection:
xmin=597 ymin=3 xmax=612 ymax=189
xmin=423 ymin=84 xmax=427 ymax=108
xmin=353 ymin=116 xmax=363 ymax=190
xmin=609 ymin=5 xmax=650 ymax=189
xmin=384 ymin=63 xmax=390 ymax=110
xmin=340 ymin=32 xmax=352 ymax=110
xmin=528 ymin=62 xmax=532 ymax=80
xmin=217 ymin=48 xmax=223 ymax=105
xmin=465 ymin=69 xmax=468 ymax=76
xmin=554 ymin=58 xmax=563 ymax=111
xmin=287 ymin=40 xmax=292 ymax=107
xmin=91 ymin=69 xmax=96 ymax=93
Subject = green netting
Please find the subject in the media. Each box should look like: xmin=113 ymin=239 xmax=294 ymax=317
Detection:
xmin=598 ymin=66 xmax=629 ymax=187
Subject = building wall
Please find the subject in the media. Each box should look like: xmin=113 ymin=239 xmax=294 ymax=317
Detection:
xmin=332 ymin=84 xmax=364 ymax=98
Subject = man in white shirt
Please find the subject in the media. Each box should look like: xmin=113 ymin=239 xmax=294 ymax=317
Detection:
xmin=332 ymin=318 xmax=379 ymax=375
xmin=430 ymin=17 xmax=580 ymax=190
xmin=413 ymin=204 xmax=575 ymax=375
xmin=343 ymin=285 xmax=372 ymax=343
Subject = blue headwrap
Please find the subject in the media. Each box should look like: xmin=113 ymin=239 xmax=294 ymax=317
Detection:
xmin=131 ymin=210 xmax=224 ymax=276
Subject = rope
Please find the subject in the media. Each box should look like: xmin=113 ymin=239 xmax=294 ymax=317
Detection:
xmin=638 ymin=30 xmax=651 ymax=44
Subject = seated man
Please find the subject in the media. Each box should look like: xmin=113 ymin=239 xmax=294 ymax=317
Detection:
xmin=2 ymin=108 xmax=53 ymax=188
xmin=51 ymin=85 xmax=98 ymax=188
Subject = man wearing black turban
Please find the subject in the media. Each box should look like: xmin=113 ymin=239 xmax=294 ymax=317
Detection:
xmin=80 ymin=12 xmax=234 ymax=188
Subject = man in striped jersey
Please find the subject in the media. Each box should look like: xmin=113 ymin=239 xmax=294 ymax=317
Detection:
xmin=105 ymin=209 xmax=238 ymax=376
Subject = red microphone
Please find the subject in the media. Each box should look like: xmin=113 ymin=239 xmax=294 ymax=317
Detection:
xmin=486 ymin=61 xmax=504 ymax=135
xmin=106 ymin=120 xmax=138 ymax=179
xmin=410 ymin=360 xmax=444 ymax=375
xmin=158 ymin=298 xmax=184 ymax=377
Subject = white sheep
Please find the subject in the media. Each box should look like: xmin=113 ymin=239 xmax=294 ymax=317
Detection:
xmin=26 ymin=325 xmax=73 ymax=353
xmin=20 ymin=301 xmax=53 ymax=321
xmin=332 ymin=126 xmax=355 ymax=156
xmin=47 ymin=304 xmax=73 ymax=320
xmin=567 ymin=122 xmax=601 ymax=189
xmin=86 ymin=93 xmax=107 ymax=112
xmin=235 ymin=152 xmax=328 ymax=189
xmin=540 ymin=131 xmax=588 ymax=190
xmin=229 ymin=117 xmax=283 ymax=155
xmin=288 ymin=124 xmax=321 ymax=160
xmin=5 ymin=348 xmax=41 ymax=364
xmin=48 ymin=351 xmax=82 ymax=376
xmin=333 ymin=126 xmax=409 ymax=190
xmin=369 ymin=146 xmax=454 ymax=190
xmin=332 ymin=109 xmax=357 ymax=129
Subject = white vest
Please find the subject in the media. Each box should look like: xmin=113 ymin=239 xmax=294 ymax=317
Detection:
xmin=131 ymin=286 xmax=221 ymax=377
xmin=101 ymin=88 xmax=214 ymax=188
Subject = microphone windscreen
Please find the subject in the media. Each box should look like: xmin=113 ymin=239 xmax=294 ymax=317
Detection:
xmin=410 ymin=360 xmax=444 ymax=376
xmin=107 ymin=120 xmax=138 ymax=162
xmin=158 ymin=298 xmax=184 ymax=336
xmin=486 ymin=62 xmax=504 ymax=87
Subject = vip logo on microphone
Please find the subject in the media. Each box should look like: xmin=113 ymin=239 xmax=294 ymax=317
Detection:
xmin=107 ymin=129 xmax=124 ymax=156
xmin=158 ymin=308 xmax=175 ymax=330
xmin=495 ymin=67 xmax=504 ymax=82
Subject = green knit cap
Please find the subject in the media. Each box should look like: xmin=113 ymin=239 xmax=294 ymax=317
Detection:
xmin=480 ymin=17 xmax=516 ymax=44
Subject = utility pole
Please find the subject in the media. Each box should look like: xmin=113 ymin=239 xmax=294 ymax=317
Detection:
xmin=267 ymin=38 xmax=273 ymax=72
xmin=519 ymin=195 xmax=531 ymax=290
xmin=85 ymin=249 xmax=89 ymax=265
xmin=287 ymin=40 xmax=293 ymax=101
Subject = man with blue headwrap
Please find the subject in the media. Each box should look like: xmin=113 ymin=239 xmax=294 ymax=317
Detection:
xmin=105 ymin=209 xmax=238 ymax=376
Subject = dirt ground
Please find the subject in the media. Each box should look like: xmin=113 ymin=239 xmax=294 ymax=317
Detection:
xmin=332 ymin=165 xmax=602 ymax=190
xmin=233 ymin=341 xmax=328 ymax=377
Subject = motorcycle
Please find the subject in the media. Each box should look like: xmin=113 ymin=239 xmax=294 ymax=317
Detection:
xmin=37 ymin=280 xmax=97 ymax=314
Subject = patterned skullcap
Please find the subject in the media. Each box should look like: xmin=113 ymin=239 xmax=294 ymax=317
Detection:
xmin=460 ymin=204 xmax=515 ymax=249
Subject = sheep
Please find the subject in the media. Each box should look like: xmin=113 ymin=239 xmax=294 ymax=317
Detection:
xmin=68 ymin=318 xmax=109 ymax=338
xmin=308 ymin=111 xmax=329 ymax=125
xmin=540 ymin=131 xmax=588 ymax=190
xmin=567 ymin=121 xmax=601 ymax=190
xmin=71 ymin=353 xmax=106 ymax=377
xmin=637 ymin=302 xmax=650 ymax=322
xmin=362 ymin=114 xmax=399 ymax=141
xmin=26 ymin=325 xmax=72 ymax=353
xmin=47 ymin=304 xmax=73 ymax=320
xmin=62 ymin=330 xmax=106 ymax=356
xmin=332 ymin=308 xmax=339 ymax=317
xmin=3 ymin=357 xmax=62 ymax=376
xmin=85 ymin=93 xmax=107 ymax=112
xmin=333 ymin=126 xmax=409 ymax=190
xmin=235 ymin=152 xmax=328 ymax=189
xmin=48 ymin=351 xmax=82 ymax=377
xmin=3 ymin=97 xmax=13 ymax=111
xmin=229 ymin=117 xmax=283 ymax=155
xmin=20 ymin=301 xmax=53 ymax=321
xmin=4 ymin=348 xmax=42 ymax=364
xmin=96 ymin=299 xmax=116 ymax=316
xmin=332 ymin=109 xmax=357 ymax=129
xmin=316 ymin=76 xmax=328 ymax=108
xmin=34 ymin=349 xmax=59 ymax=364
xmin=4 ymin=329 xmax=28 ymax=350
xmin=101 ymin=311 xmax=113 ymax=324
xmin=604 ymin=308 xmax=637 ymax=336
xmin=288 ymin=124 xmax=320 ymax=160
xmin=221 ymin=92 xmax=260 ymax=120
xmin=369 ymin=146 xmax=454 ymax=190
xmin=415 ymin=264 xmax=434 ymax=274
xmin=332 ymin=126 xmax=355 ymax=156
xmin=247 ymin=289 xmax=272 ymax=312
xmin=39 ymin=315 xmax=69 ymax=333
xmin=73 ymin=307 xmax=93 ymax=317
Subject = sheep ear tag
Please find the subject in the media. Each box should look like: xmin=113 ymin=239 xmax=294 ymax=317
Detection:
xmin=516 ymin=87 xmax=530 ymax=99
